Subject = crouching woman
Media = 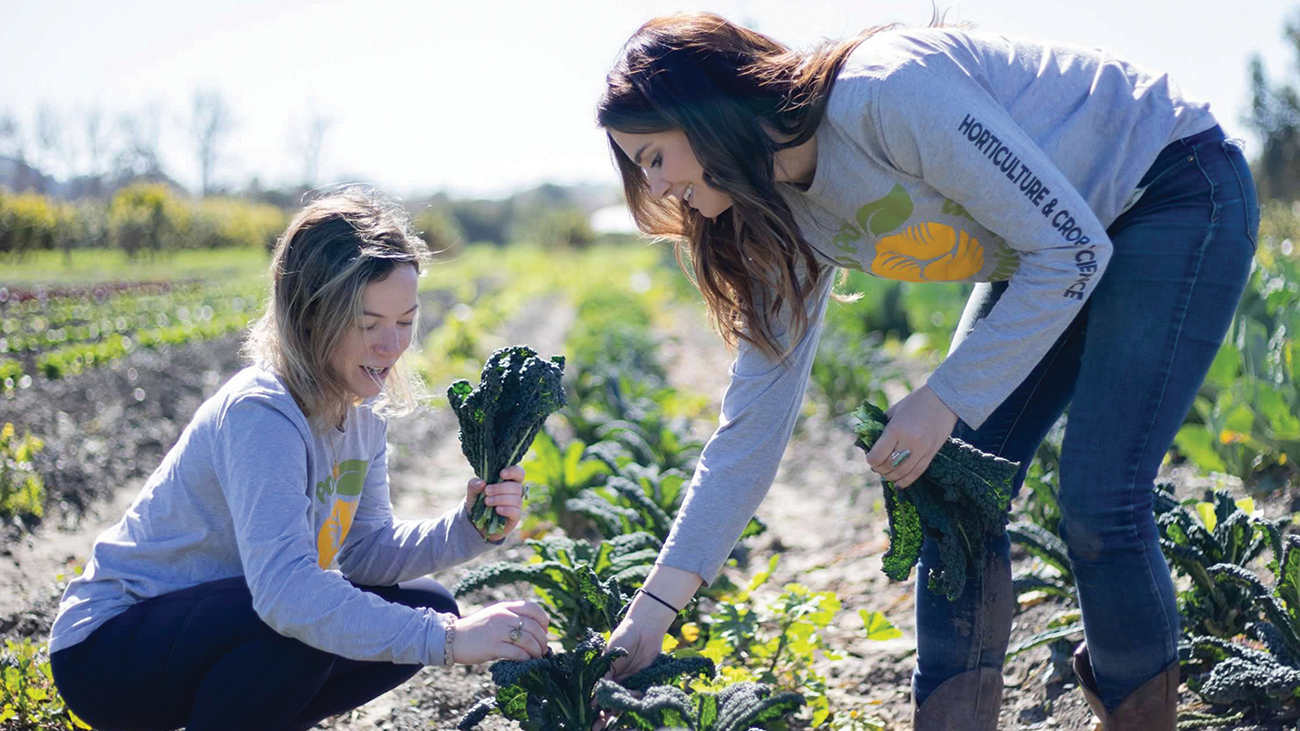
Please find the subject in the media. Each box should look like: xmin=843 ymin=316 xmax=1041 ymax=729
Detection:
xmin=47 ymin=188 xmax=548 ymax=731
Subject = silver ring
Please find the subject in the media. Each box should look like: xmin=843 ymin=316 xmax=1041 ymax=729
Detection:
xmin=508 ymin=621 xmax=524 ymax=643
xmin=889 ymin=449 xmax=912 ymax=469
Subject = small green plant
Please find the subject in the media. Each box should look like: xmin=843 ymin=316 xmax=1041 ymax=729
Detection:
xmin=851 ymin=401 xmax=1017 ymax=600
xmin=1179 ymin=535 xmax=1300 ymax=720
xmin=593 ymin=678 xmax=805 ymax=731
xmin=0 ymin=638 xmax=91 ymax=729
xmin=1154 ymin=482 xmax=1284 ymax=639
xmin=447 ymin=345 xmax=567 ymax=536
xmin=0 ymin=422 xmax=46 ymax=521
xmin=519 ymin=431 xmax=611 ymax=535
xmin=457 ymin=630 xmax=713 ymax=731
xmin=453 ymin=533 xmax=660 ymax=648
xmin=678 ymin=556 xmax=842 ymax=727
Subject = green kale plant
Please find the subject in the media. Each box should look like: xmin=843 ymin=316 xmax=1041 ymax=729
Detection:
xmin=1180 ymin=535 xmax=1300 ymax=718
xmin=593 ymin=678 xmax=805 ymax=731
xmin=566 ymin=448 xmax=765 ymax=551
xmin=850 ymin=401 xmax=1017 ymax=601
xmin=447 ymin=345 xmax=566 ymax=536
xmin=457 ymin=629 xmax=713 ymax=731
xmin=1154 ymin=482 xmax=1284 ymax=639
xmin=453 ymin=532 xmax=660 ymax=648
xmin=519 ymin=430 xmax=611 ymax=535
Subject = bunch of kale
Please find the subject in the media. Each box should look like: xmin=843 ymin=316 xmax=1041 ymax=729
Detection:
xmin=448 ymin=345 xmax=566 ymax=537
xmin=851 ymin=401 xmax=1017 ymax=600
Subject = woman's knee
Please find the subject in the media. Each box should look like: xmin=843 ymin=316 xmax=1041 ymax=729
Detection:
xmin=356 ymin=577 xmax=459 ymax=616
xmin=1057 ymin=489 xmax=1160 ymax=564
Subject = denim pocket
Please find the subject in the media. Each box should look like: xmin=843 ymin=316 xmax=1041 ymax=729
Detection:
xmin=1222 ymin=139 xmax=1261 ymax=251
xmin=1136 ymin=150 xmax=1199 ymax=191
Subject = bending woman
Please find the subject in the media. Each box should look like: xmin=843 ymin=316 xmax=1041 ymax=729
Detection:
xmin=597 ymin=12 xmax=1257 ymax=731
xmin=48 ymin=188 xmax=549 ymax=731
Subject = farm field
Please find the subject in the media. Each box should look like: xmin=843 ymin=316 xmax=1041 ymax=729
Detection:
xmin=1 ymin=232 xmax=1298 ymax=731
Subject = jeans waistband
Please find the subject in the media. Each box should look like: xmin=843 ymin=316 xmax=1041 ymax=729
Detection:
xmin=1138 ymin=124 xmax=1226 ymax=188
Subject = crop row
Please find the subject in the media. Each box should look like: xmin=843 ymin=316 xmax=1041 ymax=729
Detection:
xmin=0 ymin=280 xmax=266 ymax=388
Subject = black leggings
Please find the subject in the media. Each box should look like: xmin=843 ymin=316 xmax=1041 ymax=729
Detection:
xmin=50 ymin=575 xmax=459 ymax=731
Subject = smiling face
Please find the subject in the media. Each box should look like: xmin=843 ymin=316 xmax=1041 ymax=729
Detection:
xmin=328 ymin=263 xmax=419 ymax=401
xmin=609 ymin=128 xmax=734 ymax=219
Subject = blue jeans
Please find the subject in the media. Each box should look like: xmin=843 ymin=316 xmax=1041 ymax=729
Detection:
xmin=50 ymin=576 xmax=458 ymax=731
xmin=912 ymin=125 xmax=1259 ymax=710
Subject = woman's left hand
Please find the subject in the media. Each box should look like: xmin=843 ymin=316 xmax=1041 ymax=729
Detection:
xmin=466 ymin=465 xmax=527 ymax=541
xmin=865 ymin=384 xmax=958 ymax=489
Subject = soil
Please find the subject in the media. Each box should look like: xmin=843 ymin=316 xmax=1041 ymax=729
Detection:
xmin=0 ymin=292 xmax=1284 ymax=730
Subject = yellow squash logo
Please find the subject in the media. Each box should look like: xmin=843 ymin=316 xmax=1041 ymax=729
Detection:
xmin=315 ymin=458 xmax=368 ymax=569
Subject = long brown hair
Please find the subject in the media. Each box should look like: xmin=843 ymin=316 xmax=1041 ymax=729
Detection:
xmin=598 ymin=12 xmax=894 ymax=360
xmin=244 ymin=187 xmax=431 ymax=432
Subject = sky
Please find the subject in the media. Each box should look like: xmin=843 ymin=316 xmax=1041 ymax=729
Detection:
xmin=1 ymin=0 xmax=1295 ymax=199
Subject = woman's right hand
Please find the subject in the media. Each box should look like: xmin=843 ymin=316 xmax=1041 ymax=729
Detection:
xmin=452 ymin=599 xmax=551 ymax=664
xmin=607 ymin=565 xmax=702 ymax=680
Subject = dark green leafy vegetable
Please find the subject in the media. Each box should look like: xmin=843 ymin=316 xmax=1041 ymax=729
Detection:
xmin=448 ymin=345 xmax=566 ymax=536
xmin=457 ymin=630 xmax=711 ymax=731
xmin=452 ymin=533 xmax=660 ymax=648
xmin=593 ymin=678 xmax=804 ymax=731
xmin=851 ymin=401 xmax=1017 ymax=600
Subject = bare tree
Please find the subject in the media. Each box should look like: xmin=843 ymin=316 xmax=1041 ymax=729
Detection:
xmin=290 ymin=109 xmax=333 ymax=188
xmin=0 ymin=113 xmax=23 ymax=161
xmin=190 ymin=89 xmax=233 ymax=197
xmin=113 ymin=104 xmax=165 ymax=180
xmin=83 ymin=107 xmax=108 ymax=179
xmin=34 ymin=104 xmax=76 ymax=179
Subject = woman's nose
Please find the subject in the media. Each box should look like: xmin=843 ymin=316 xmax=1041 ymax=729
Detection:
xmin=647 ymin=171 xmax=670 ymax=199
xmin=372 ymin=328 xmax=401 ymax=356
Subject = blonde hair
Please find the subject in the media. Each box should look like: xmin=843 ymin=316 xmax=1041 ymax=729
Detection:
xmin=244 ymin=187 xmax=431 ymax=432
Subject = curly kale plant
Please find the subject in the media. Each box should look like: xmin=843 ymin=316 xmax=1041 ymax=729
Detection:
xmin=593 ymin=678 xmax=804 ymax=731
xmin=1154 ymin=482 xmax=1284 ymax=639
xmin=448 ymin=345 xmax=566 ymax=536
xmin=456 ymin=629 xmax=713 ymax=731
xmin=1179 ymin=534 xmax=1300 ymax=719
xmin=453 ymin=532 xmax=660 ymax=648
xmin=851 ymin=401 xmax=1017 ymax=600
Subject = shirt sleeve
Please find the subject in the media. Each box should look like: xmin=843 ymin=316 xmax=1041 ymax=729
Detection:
xmin=658 ymin=267 xmax=835 ymax=585
xmin=337 ymin=431 xmax=497 ymax=586
xmin=867 ymin=54 xmax=1113 ymax=429
xmin=215 ymin=396 xmax=453 ymax=665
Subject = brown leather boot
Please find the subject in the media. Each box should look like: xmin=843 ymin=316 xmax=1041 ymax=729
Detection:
xmin=912 ymin=554 xmax=1014 ymax=730
xmin=1072 ymin=644 xmax=1179 ymax=731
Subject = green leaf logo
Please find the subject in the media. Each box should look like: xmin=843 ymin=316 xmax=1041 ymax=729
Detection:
xmin=855 ymin=184 xmax=913 ymax=236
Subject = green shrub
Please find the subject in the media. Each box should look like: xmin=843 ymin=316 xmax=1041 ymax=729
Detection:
xmin=0 ymin=422 xmax=45 ymax=521
xmin=0 ymin=638 xmax=90 ymax=729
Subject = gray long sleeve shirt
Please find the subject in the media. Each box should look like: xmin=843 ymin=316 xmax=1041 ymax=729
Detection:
xmin=660 ymin=27 xmax=1218 ymax=585
xmin=50 ymin=364 xmax=494 ymax=665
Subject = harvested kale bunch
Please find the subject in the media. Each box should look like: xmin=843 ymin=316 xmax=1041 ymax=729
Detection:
xmin=448 ymin=345 xmax=566 ymax=536
xmin=851 ymin=401 xmax=1017 ymax=600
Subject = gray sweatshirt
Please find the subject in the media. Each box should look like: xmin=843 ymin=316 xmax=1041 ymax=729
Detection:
xmin=661 ymin=27 xmax=1218 ymax=585
xmin=50 ymin=364 xmax=494 ymax=665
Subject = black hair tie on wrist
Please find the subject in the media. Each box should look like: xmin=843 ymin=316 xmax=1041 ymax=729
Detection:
xmin=637 ymin=587 xmax=679 ymax=614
